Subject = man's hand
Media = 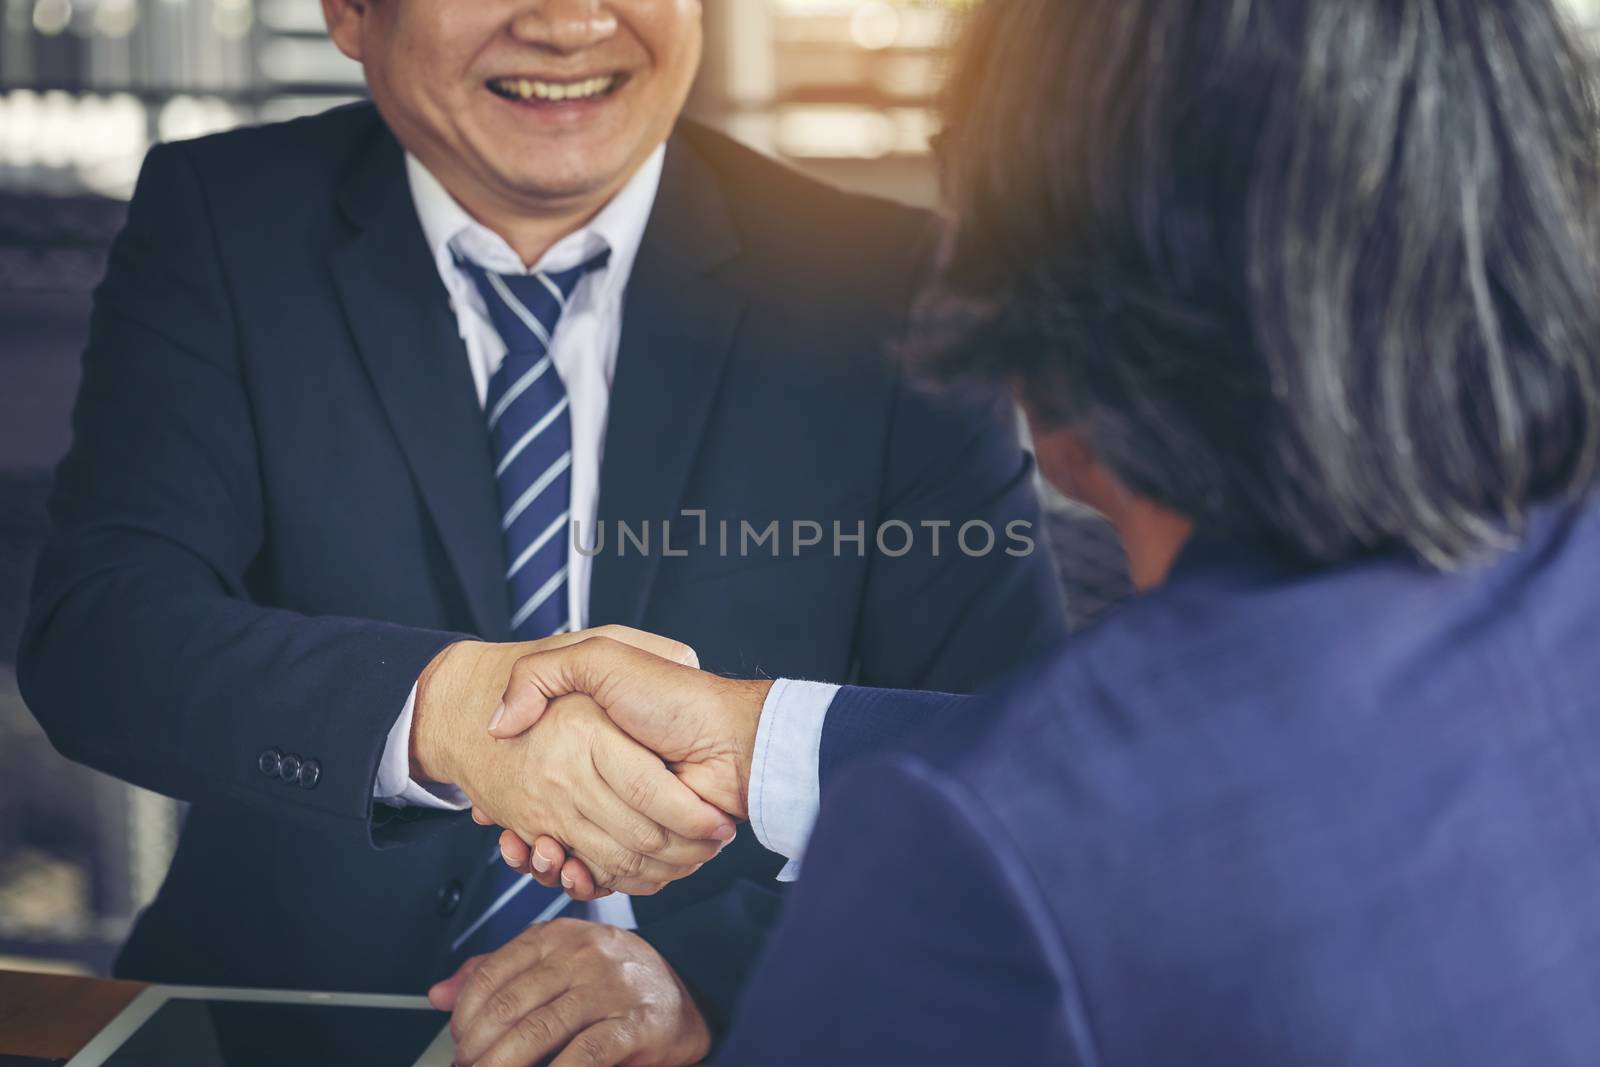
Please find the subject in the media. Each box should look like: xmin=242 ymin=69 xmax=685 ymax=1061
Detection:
xmin=410 ymin=627 xmax=737 ymax=893
xmin=490 ymin=636 xmax=771 ymax=817
xmin=465 ymin=694 xmax=735 ymax=893
xmin=429 ymin=918 xmax=711 ymax=1067
xmin=476 ymin=637 xmax=773 ymax=900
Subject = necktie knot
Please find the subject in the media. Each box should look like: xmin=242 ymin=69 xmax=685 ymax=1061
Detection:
xmin=457 ymin=248 xmax=611 ymax=354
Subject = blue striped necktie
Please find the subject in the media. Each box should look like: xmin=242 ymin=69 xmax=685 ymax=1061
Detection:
xmin=458 ymin=250 xmax=609 ymax=641
xmin=447 ymin=249 xmax=609 ymax=963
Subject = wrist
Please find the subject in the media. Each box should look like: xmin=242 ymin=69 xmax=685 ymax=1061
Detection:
xmin=719 ymin=678 xmax=770 ymax=822
xmin=410 ymin=640 xmax=482 ymax=785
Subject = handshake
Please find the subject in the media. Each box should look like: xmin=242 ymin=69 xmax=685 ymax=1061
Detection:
xmin=410 ymin=626 xmax=775 ymax=899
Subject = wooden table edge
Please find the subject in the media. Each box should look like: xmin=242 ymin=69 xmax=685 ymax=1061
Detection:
xmin=0 ymin=970 xmax=147 ymax=1061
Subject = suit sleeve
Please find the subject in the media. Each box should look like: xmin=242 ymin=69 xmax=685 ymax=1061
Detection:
xmin=16 ymin=143 xmax=468 ymax=847
xmin=816 ymin=684 xmax=972 ymax=787
xmin=748 ymin=682 xmax=975 ymax=874
xmin=716 ymin=754 xmax=1096 ymax=1066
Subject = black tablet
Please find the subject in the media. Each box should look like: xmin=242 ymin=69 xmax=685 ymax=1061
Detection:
xmin=66 ymin=986 xmax=453 ymax=1067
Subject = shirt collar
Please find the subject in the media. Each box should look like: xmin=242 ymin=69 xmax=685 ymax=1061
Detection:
xmin=405 ymin=142 xmax=666 ymax=303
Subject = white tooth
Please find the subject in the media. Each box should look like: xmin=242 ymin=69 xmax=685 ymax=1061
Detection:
xmin=533 ymin=81 xmax=551 ymax=100
xmin=518 ymin=79 xmax=533 ymax=100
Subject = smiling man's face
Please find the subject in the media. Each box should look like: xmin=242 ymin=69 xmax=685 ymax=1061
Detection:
xmin=326 ymin=0 xmax=702 ymax=217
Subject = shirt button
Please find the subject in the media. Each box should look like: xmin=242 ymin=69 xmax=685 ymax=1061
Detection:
xmin=298 ymin=759 xmax=322 ymax=790
xmin=437 ymin=880 xmax=463 ymax=917
xmin=257 ymin=748 xmax=282 ymax=778
xmin=278 ymin=753 xmax=303 ymax=784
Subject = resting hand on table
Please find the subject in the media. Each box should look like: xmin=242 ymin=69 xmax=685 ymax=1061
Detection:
xmin=429 ymin=918 xmax=711 ymax=1067
xmin=412 ymin=627 xmax=738 ymax=894
xmin=474 ymin=636 xmax=774 ymax=900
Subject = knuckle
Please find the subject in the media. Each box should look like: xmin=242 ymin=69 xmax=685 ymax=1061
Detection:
xmin=611 ymin=1019 xmax=642 ymax=1052
xmin=487 ymin=987 xmax=523 ymax=1026
xmin=580 ymin=634 xmax=619 ymax=660
xmin=623 ymin=773 xmax=660 ymax=814
xmin=610 ymin=847 xmax=645 ymax=879
xmin=628 ymin=819 xmax=670 ymax=855
xmin=571 ymin=1031 xmax=614 ymax=1065
xmin=514 ymin=1012 xmax=561 ymax=1049
xmin=463 ymin=960 xmax=500 ymax=999
xmin=544 ymin=916 xmax=584 ymax=938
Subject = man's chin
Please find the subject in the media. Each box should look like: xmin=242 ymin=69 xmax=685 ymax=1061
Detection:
xmin=488 ymin=155 xmax=639 ymax=208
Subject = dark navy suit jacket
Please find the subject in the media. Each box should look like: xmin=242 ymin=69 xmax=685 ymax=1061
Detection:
xmin=721 ymin=499 xmax=1600 ymax=1065
xmin=17 ymin=103 xmax=1067 ymax=1026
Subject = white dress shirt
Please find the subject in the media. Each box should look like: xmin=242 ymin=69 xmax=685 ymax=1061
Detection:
xmin=369 ymin=148 xmax=833 ymax=909
xmin=374 ymin=147 xmax=660 ymax=927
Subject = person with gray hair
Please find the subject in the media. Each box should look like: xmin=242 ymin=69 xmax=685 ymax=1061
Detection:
xmin=438 ymin=0 xmax=1600 ymax=1063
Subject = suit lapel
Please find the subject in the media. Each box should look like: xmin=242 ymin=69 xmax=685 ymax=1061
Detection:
xmin=328 ymin=129 xmax=511 ymax=640
xmin=590 ymin=134 xmax=747 ymax=628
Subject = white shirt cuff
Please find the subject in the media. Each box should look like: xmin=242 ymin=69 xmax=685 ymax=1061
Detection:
xmin=375 ymin=683 xmax=471 ymax=810
xmin=748 ymin=678 xmax=839 ymax=881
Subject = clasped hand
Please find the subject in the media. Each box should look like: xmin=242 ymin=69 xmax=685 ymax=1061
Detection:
xmin=411 ymin=627 xmax=744 ymax=895
xmin=475 ymin=633 xmax=771 ymax=900
xmin=415 ymin=629 xmax=770 ymax=1067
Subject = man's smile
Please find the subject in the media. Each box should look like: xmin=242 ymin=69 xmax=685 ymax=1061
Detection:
xmin=485 ymin=73 xmax=630 ymax=105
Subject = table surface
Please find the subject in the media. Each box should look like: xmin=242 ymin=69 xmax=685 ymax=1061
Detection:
xmin=0 ymin=970 xmax=146 ymax=1061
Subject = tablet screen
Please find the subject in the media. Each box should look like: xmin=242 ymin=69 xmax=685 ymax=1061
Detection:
xmin=95 ymin=997 xmax=448 ymax=1067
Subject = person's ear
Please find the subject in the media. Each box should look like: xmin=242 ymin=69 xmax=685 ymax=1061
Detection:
xmin=1015 ymin=379 xmax=1134 ymax=516
xmin=1031 ymin=424 xmax=1121 ymax=514
xmin=322 ymin=0 xmax=370 ymax=63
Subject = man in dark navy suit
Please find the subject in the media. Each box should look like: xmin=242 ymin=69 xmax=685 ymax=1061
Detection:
xmin=446 ymin=0 xmax=1600 ymax=1063
xmin=16 ymin=0 xmax=1065 ymax=1061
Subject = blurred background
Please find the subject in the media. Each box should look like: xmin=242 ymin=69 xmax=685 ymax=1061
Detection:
xmin=0 ymin=0 xmax=1142 ymax=976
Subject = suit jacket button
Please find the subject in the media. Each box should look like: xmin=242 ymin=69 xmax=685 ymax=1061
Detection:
xmin=298 ymin=759 xmax=322 ymax=790
xmin=437 ymin=880 xmax=463 ymax=917
xmin=278 ymin=753 xmax=303 ymax=784
xmin=258 ymin=748 xmax=282 ymax=777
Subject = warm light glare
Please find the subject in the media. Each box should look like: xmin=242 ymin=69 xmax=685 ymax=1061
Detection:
xmin=777 ymin=106 xmax=898 ymax=159
xmin=849 ymin=1 xmax=901 ymax=51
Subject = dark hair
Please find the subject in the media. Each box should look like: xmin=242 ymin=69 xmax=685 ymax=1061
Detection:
xmin=920 ymin=0 xmax=1600 ymax=567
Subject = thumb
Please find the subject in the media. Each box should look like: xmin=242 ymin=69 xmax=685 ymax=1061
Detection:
xmin=490 ymin=635 xmax=703 ymax=745
xmin=427 ymin=955 xmax=484 ymax=1011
